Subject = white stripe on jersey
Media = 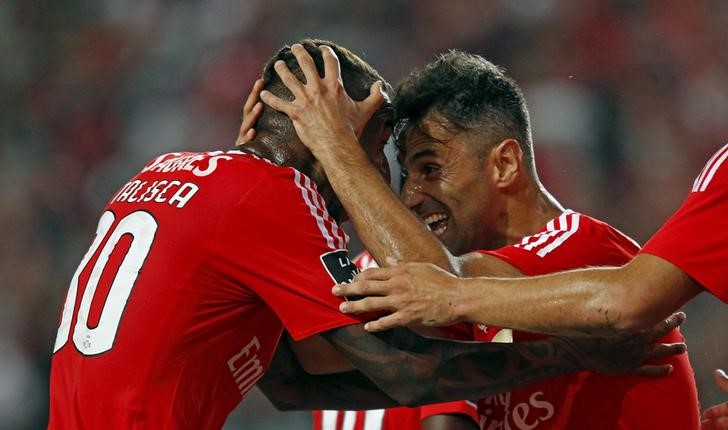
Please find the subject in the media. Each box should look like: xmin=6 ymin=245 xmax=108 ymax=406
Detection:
xmin=310 ymin=180 xmax=348 ymax=249
xmin=320 ymin=410 xmax=385 ymax=430
xmin=363 ymin=410 xmax=385 ymax=430
xmin=294 ymin=170 xmax=337 ymax=249
xmin=513 ymin=211 xmax=581 ymax=258
xmin=304 ymin=174 xmax=348 ymax=249
xmin=321 ymin=410 xmax=338 ymax=430
xmin=341 ymin=411 xmax=356 ymax=430
xmin=693 ymin=143 xmax=728 ymax=192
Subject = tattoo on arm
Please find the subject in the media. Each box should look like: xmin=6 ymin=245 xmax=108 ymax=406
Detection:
xmin=257 ymin=335 xmax=399 ymax=410
xmin=321 ymin=325 xmax=582 ymax=406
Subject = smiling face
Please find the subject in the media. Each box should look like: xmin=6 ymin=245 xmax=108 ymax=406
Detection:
xmin=399 ymin=113 xmax=505 ymax=255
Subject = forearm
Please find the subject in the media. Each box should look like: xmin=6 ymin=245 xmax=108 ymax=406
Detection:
xmin=257 ymin=337 xmax=398 ymax=410
xmin=321 ymin=325 xmax=580 ymax=407
xmin=452 ymin=255 xmax=701 ymax=336
xmin=318 ymin=139 xmax=458 ymax=272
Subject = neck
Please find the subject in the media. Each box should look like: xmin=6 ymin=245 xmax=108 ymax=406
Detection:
xmin=238 ymin=135 xmax=317 ymax=179
xmin=501 ymin=178 xmax=564 ymax=246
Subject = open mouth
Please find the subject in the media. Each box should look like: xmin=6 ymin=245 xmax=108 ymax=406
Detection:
xmin=422 ymin=213 xmax=449 ymax=237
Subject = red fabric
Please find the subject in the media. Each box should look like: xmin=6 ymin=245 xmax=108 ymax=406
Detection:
xmin=311 ymin=252 xmax=478 ymax=430
xmin=642 ymin=143 xmax=728 ymax=303
xmin=49 ymin=151 xmax=366 ymax=429
xmin=474 ymin=211 xmax=700 ymax=429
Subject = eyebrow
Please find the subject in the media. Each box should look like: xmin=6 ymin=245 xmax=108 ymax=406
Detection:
xmin=405 ymin=148 xmax=439 ymax=165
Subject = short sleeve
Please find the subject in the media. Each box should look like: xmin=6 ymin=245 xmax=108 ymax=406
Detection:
xmin=642 ymin=145 xmax=728 ymax=302
xmin=215 ymin=167 xmax=369 ymax=340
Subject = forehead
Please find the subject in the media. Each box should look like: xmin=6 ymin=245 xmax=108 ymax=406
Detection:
xmin=399 ymin=116 xmax=466 ymax=163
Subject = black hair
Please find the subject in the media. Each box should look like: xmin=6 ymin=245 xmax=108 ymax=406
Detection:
xmin=256 ymin=38 xmax=391 ymax=141
xmin=394 ymin=51 xmax=534 ymax=168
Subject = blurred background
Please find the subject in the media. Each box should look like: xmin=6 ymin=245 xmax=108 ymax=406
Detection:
xmin=1 ymin=0 xmax=727 ymax=428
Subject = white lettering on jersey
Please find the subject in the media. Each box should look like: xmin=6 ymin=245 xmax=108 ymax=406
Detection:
xmin=112 ymin=180 xmax=199 ymax=208
xmin=228 ymin=336 xmax=263 ymax=397
xmin=480 ymin=391 xmax=554 ymax=430
xmin=142 ymin=151 xmax=233 ymax=177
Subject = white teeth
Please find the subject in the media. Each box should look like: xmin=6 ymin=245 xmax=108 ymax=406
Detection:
xmin=422 ymin=213 xmax=448 ymax=225
xmin=422 ymin=213 xmax=448 ymax=236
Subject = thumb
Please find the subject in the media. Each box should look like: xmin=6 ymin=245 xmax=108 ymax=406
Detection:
xmin=385 ymin=256 xmax=400 ymax=267
xmin=715 ymin=369 xmax=728 ymax=393
xmin=356 ymin=81 xmax=385 ymax=132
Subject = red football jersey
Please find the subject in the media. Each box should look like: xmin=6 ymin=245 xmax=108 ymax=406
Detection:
xmin=311 ymin=252 xmax=478 ymax=430
xmin=642 ymin=143 xmax=728 ymax=302
xmin=475 ymin=211 xmax=700 ymax=430
xmin=49 ymin=151 xmax=368 ymax=429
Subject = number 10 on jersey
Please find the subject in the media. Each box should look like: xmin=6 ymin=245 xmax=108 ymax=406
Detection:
xmin=54 ymin=210 xmax=158 ymax=356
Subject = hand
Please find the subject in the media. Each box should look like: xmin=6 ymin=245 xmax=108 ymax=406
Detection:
xmin=702 ymin=369 xmax=728 ymax=429
xmin=258 ymin=43 xmax=385 ymax=156
xmin=235 ymin=79 xmax=264 ymax=146
xmin=554 ymin=312 xmax=687 ymax=377
xmin=334 ymin=259 xmax=462 ymax=332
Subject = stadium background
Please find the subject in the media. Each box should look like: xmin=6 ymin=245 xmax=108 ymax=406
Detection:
xmin=1 ymin=1 xmax=727 ymax=428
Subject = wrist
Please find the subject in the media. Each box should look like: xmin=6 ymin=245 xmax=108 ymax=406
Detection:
xmin=449 ymin=278 xmax=475 ymax=324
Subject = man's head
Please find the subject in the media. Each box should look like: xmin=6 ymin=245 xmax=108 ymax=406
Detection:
xmin=395 ymin=51 xmax=537 ymax=254
xmin=246 ymin=39 xmax=393 ymax=221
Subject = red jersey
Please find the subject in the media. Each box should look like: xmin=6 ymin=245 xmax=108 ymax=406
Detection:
xmin=311 ymin=252 xmax=478 ymax=430
xmin=49 ymin=151 xmax=368 ymax=429
xmin=474 ymin=211 xmax=700 ymax=430
xmin=642 ymin=143 xmax=728 ymax=302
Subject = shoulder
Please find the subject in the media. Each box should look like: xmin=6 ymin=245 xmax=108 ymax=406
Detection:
xmin=513 ymin=211 xmax=639 ymax=257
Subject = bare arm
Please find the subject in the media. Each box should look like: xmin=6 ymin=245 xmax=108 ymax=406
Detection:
xmin=317 ymin=317 xmax=683 ymax=407
xmin=257 ymin=335 xmax=399 ymax=411
xmin=422 ymin=415 xmax=479 ymax=430
xmin=451 ymin=254 xmax=702 ymax=335
xmin=259 ymin=44 xmax=461 ymax=272
xmin=338 ymin=254 xmax=702 ymax=335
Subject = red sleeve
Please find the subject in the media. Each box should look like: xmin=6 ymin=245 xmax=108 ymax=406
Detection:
xmin=480 ymin=212 xmax=639 ymax=276
xmin=217 ymin=167 xmax=369 ymax=340
xmin=420 ymin=401 xmax=478 ymax=423
xmin=642 ymin=144 xmax=728 ymax=303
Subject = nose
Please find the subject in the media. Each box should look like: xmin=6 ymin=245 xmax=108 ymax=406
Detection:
xmin=400 ymin=177 xmax=425 ymax=211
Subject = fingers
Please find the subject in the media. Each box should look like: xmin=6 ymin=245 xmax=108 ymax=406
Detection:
xmin=320 ymin=45 xmax=342 ymax=83
xmin=243 ymin=79 xmax=264 ymax=115
xmin=290 ymin=43 xmax=320 ymax=87
xmin=333 ymin=278 xmax=393 ymax=299
xmin=645 ymin=342 xmax=687 ymax=361
xmin=633 ymin=363 xmax=673 ymax=377
xmin=273 ymin=58 xmax=306 ymax=98
xmin=339 ymin=295 xmax=391 ymax=314
xmin=237 ymin=79 xmax=264 ymax=146
xmin=650 ymin=312 xmax=686 ymax=341
xmin=353 ymin=267 xmax=399 ymax=282
xmin=703 ymin=401 xmax=728 ymax=423
xmin=364 ymin=313 xmax=406 ymax=332
xmin=260 ymin=89 xmax=292 ymax=115
xmin=716 ymin=369 xmax=728 ymax=393
xmin=359 ymin=81 xmax=385 ymax=120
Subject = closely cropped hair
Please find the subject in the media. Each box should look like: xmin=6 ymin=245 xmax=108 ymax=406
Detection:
xmin=394 ymin=51 xmax=534 ymax=167
xmin=257 ymin=39 xmax=390 ymax=140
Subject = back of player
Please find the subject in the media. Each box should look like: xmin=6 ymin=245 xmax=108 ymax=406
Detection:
xmin=50 ymin=151 xmax=363 ymax=429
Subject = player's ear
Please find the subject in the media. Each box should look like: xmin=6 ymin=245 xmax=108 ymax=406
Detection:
xmin=492 ymin=139 xmax=522 ymax=188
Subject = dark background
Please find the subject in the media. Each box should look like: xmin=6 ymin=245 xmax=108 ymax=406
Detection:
xmin=1 ymin=1 xmax=726 ymax=428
